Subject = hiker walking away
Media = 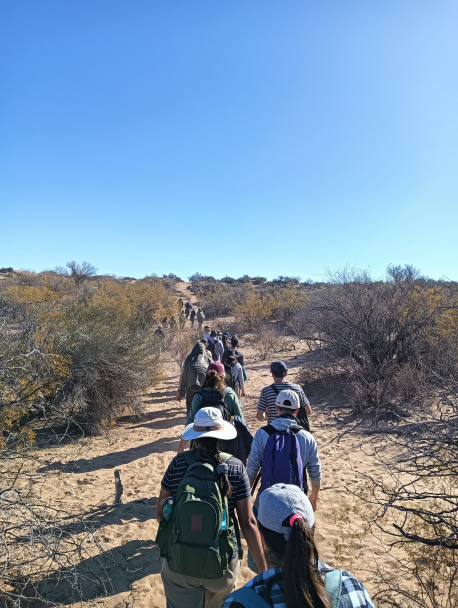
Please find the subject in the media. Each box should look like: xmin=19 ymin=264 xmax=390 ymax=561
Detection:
xmin=185 ymin=299 xmax=193 ymax=319
xmin=156 ymin=408 xmax=267 ymax=608
xmin=222 ymin=331 xmax=230 ymax=350
xmin=257 ymin=361 xmax=311 ymax=431
xmin=247 ymin=389 xmax=321 ymax=514
xmin=177 ymin=341 xmax=209 ymax=415
xmin=162 ymin=316 xmax=169 ymax=329
xmin=223 ymin=484 xmax=375 ymax=608
xmin=178 ymin=309 xmax=186 ymax=330
xmin=203 ymin=325 xmax=211 ymax=341
xmin=170 ymin=315 xmax=177 ymax=330
xmin=207 ymin=330 xmax=224 ymax=362
xmin=177 ymin=362 xmax=253 ymax=465
xmin=155 ymin=324 xmax=165 ymax=339
xmin=227 ymin=355 xmax=245 ymax=400
xmin=190 ymin=307 xmax=197 ymax=328
xmin=197 ymin=307 xmax=205 ymax=328
xmin=177 ymin=298 xmax=184 ymax=315
xmin=223 ymin=335 xmax=245 ymax=368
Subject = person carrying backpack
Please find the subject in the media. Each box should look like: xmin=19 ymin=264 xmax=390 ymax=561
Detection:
xmin=190 ymin=307 xmax=197 ymax=328
xmin=257 ymin=361 xmax=311 ymax=432
xmin=178 ymin=310 xmax=186 ymax=330
xmin=227 ymin=355 xmax=245 ymax=400
xmin=247 ymin=389 xmax=321 ymax=513
xmin=185 ymin=300 xmax=193 ymax=318
xmin=156 ymin=407 xmax=267 ymax=608
xmin=208 ymin=330 xmax=224 ymax=362
xmin=177 ymin=341 xmax=210 ymax=415
xmin=177 ymin=298 xmax=184 ymax=315
xmin=197 ymin=307 xmax=205 ymax=328
xmin=177 ymin=362 xmax=244 ymax=454
xmin=222 ymin=484 xmax=375 ymax=608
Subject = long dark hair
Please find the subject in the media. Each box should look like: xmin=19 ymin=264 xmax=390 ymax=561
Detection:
xmin=258 ymin=518 xmax=332 ymax=608
xmin=194 ymin=437 xmax=232 ymax=498
xmin=202 ymin=370 xmax=226 ymax=396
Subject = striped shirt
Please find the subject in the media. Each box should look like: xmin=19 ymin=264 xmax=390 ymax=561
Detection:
xmin=161 ymin=452 xmax=251 ymax=522
xmin=223 ymin=565 xmax=375 ymax=608
xmin=257 ymin=382 xmax=310 ymax=423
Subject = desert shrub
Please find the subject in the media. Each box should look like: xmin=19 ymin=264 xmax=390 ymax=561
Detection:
xmin=88 ymin=278 xmax=175 ymax=325
xmin=164 ymin=330 xmax=198 ymax=370
xmin=272 ymin=287 xmax=310 ymax=325
xmin=233 ymin=290 xmax=275 ymax=330
xmin=251 ymin=324 xmax=297 ymax=360
xmin=197 ymin=283 xmax=252 ymax=318
xmin=303 ymin=265 xmax=454 ymax=413
xmin=56 ymin=303 xmax=162 ymax=433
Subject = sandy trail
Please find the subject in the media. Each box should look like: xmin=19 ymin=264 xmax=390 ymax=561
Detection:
xmin=35 ymin=296 xmax=399 ymax=607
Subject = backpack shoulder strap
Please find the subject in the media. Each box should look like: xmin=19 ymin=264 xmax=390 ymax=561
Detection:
xmin=270 ymin=383 xmax=280 ymax=395
xmin=228 ymin=587 xmax=271 ymax=608
xmin=324 ymin=569 xmax=342 ymax=608
xmin=261 ymin=424 xmax=277 ymax=437
xmin=183 ymin=450 xmax=196 ymax=468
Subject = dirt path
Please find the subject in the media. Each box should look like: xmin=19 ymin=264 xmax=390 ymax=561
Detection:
xmin=35 ymin=336 xmax=399 ymax=607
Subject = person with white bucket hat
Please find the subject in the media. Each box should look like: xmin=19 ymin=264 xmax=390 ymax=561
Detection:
xmin=156 ymin=407 xmax=266 ymax=608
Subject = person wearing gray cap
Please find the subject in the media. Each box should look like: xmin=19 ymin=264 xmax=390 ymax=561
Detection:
xmin=256 ymin=361 xmax=312 ymax=430
xmin=223 ymin=484 xmax=375 ymax=608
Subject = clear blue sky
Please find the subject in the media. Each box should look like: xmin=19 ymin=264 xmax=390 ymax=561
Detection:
xmin=1 ymin=1 xmax=457 ymax=281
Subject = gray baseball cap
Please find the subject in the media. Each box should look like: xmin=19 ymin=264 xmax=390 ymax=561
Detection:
xmin=258 ymin=483 xmax=315 ymax=540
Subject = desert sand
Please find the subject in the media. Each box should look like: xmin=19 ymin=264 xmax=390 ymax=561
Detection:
xmin=33 ymin=284 xmax=400 ymax=607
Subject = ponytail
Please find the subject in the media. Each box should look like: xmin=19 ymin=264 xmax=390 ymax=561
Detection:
xmin=194 ymin=437 xmax=232 ymax=498
xmin=258 ymin=519 xmax=332 ymax=608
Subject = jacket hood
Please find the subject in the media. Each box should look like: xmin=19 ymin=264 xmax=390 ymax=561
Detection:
xmin=271 ymin=416 xmax=302 ymax=432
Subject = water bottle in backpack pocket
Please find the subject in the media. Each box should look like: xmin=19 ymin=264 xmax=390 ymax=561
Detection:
xmin=155 ymin=450 xmax=239 ymax=579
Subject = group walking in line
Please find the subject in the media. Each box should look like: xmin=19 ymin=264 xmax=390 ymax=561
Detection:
xmin=155 ymin=299 xmax=375 ymax=608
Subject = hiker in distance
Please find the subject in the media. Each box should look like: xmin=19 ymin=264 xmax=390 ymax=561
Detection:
xmin=197 ymin=307 xmax=205 ymax=328
xmin=247 ymin=389 xmax=321 ymax=512
xmin=185 ymin=299 xmax=193 ymax=318
xmin=177 ymin=340 xmax=210 ymax=415
xmin=190 ymin=307 xmax=197 ymax=328
xmin=257 ymin=361 xmax=311 ymax=431
xmin=207 ymin=330 xmax=224 ymax=362
xmin=177 ymin=297 xmax=184 ymax=315
xmin=178 ymin=309 xmax=186 ymax=330
xmin=156 ymin=407 xmax=267 ymax=608
xmin=223 ymin=484 xmax=375 ymax=608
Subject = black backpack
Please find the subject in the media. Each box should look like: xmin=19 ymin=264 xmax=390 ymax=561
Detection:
xmin=198 ymin=389 xmax=231 ymax=421
xmin=224 ymin=364 xmax=237 ymax=391
xmin=270 ymin=384 xmax=311 ymax=433
xmin=207 ymin=340 xmax=218 ymax=361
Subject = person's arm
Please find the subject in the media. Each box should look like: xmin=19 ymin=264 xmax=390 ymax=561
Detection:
xmin=299 ymin=389 xmax=312 ymax=416
xmin=235 ymin=499 xmax=267 ymax=573
xmin=225 ymin=389 xmax=243 ymax=419
xmin=179 ymin=364 xmax=187 ymax=399
xmin=246 ymin=430 xmax=264 ymax=487
xmin=303 ymin=434 xmax=322 ymax=512
xmin=156 ymin=486 xmax=170 ymax=522
xmin=238 ymin=366 xmax=245 ymax=396
xmin=256 ymin=388 xmax=267 ymax=421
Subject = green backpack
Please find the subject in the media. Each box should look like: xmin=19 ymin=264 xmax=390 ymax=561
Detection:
xmin=156 ymin=449 xmax=239 ymax=579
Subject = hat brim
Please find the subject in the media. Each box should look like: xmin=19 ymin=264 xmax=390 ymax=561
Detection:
xmin=182 ymin=420 xmax=237 ymax=441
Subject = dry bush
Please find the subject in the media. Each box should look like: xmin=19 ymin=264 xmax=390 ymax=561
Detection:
xmin=233 ymin=291 xmax=275 ymax=331
xmin=164 ymin=330 xmax=198 ymax=370
xmin=57 ymin=304 xmax=162 ymax=434
xmin=196 ymin=283 xmax=252 ymax=319
xmin=251 ymin=323 xmax=297 ymax=361
xmin=303 ymin=265 xmax=456 ymax=414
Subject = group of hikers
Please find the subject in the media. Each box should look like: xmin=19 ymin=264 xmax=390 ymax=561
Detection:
xmin=154 ymin=310 xmax=375 ymax=608
xmin=156 ymin=298 xmax=206 ymax=337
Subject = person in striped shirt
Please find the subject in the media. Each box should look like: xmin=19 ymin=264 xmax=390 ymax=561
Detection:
xmin=256 ymin=361 xmax=312 ymax=426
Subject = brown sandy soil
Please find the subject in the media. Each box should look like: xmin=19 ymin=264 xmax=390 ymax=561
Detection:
xmin=29 ymin=285 xmax=404 ymax=607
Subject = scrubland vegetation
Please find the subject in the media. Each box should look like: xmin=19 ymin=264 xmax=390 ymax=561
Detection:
xmin=1 ymin=263 xmax=457 ymax=605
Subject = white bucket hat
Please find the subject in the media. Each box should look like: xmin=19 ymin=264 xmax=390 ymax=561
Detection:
xmin=182 ymin=407 xmax=237 ymax=441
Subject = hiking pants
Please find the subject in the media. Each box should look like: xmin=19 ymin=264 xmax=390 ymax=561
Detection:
xmin=161 ymin=557 xmax=240 ymax=608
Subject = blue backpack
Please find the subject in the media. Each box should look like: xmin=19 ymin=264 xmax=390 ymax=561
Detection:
xmin=259 ymin=424 xmax=304 ymax=494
